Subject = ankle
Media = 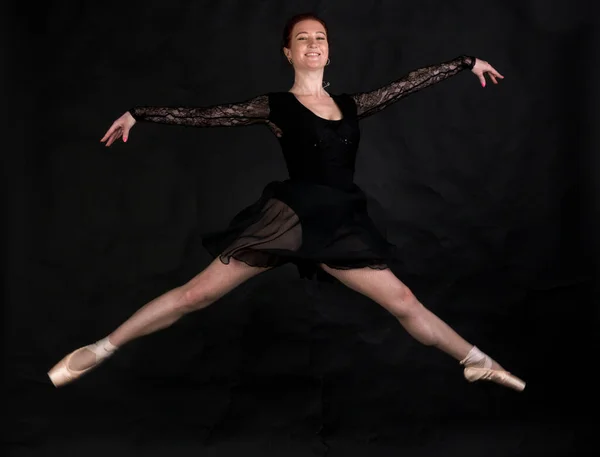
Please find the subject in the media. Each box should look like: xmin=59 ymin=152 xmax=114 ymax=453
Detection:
xmin=89 ymin=336 xmax=119 ymax=361
xmin=460 ymin=346 xmax=493 ymax=369
xmin=97 ymin=336 xmax=119 ymax=353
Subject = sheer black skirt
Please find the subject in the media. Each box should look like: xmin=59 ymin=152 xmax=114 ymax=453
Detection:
xmin=201 ymin=180 xmax=396 ymax=279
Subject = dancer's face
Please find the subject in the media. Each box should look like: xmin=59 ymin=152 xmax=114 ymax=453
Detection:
xmin=284 ymin=19 xmax=329 ymax=70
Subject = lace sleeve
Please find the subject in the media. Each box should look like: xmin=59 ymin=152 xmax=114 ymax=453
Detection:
xmin=128 ymin=94 xmax=270 ymax=127
xmin=350 ymin=55 xmax=475 ymax=119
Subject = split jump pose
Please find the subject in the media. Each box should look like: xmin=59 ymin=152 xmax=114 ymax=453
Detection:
xmin=49 ymin=13 xmax=525 ymax=392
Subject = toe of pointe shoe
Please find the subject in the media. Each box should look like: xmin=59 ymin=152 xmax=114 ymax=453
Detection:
xmin=47 ymin=348 xmax=94 ymax=388
xmin=463 ymin=367 xmax=526 ymax=392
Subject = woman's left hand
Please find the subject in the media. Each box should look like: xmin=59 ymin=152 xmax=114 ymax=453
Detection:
xmin=471 ymin=58 xmax=504 ymax=87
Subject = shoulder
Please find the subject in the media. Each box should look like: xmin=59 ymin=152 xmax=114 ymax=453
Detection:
xmin=266 ymin=92 xmax=294 ymax=117
xmin=266 ymin=91 xmax=292 ymax=105
xmin=332 ymin=93 xmax=358 ymax=115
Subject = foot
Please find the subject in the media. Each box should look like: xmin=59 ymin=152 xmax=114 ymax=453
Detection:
xmin=460 ymin=346 xmax=525 ymax=392
xmin=68 ymin=347 xmax=98 ymax=371
xmin=462 ymin=349 xmax=504 ymax=371
xmin=48 ymin=337 xmax=118 ymax=387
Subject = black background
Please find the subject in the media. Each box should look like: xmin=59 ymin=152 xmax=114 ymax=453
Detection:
xmin=3 ymin=1 xmax=599 ymax=456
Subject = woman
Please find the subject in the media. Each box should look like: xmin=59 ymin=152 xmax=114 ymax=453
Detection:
xmin=48 ymin=13 xmax=525 ymax=391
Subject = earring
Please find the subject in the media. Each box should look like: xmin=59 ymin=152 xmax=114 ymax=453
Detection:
xmin=326 ymin=58 xmax=330 ymax=66
xmin=288 ymin=58 xmax=293 ymax=65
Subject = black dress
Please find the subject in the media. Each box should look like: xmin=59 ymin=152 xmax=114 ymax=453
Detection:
xmin=129 ymin=56 xmax=475 ymax=279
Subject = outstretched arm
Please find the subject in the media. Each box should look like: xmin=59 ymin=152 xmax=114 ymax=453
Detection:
xmin=350 ymin=56 xmax=503 ymax=120
xmin=101 ymin=94 xmax=270 ymax=147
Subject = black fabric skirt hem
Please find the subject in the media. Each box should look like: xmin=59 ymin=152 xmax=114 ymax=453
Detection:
xmin=201 ymin=179 xmax=397 ymax=281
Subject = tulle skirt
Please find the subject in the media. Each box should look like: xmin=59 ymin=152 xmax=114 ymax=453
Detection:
xmin=201 ymin=179 xmax=397 ymax=279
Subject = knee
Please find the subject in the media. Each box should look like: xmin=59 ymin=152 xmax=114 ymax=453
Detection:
xmin=179 ymin=286 xmax=219 ymax=313
xmin=386 ymin=285 xmax=421 ymax=317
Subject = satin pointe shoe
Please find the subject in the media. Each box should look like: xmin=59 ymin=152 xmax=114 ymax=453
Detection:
xmin=460 ymin=346 xmax=526 ymax=392
xmin=48 ymin=337 xmax=118 ymax=387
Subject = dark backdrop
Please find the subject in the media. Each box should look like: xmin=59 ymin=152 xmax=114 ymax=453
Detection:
xmin=4 ymin=1 xmax=599 ymax=456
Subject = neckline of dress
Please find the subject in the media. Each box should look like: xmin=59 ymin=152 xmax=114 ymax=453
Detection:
xmin=287 ymin=92 xmax=344 ymax=122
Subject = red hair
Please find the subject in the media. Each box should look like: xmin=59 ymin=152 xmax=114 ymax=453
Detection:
xmin=281 ymin=12 xmax=329 ymax=49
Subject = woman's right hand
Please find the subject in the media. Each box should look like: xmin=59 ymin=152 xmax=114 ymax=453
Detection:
xmin=100 ymin=111 xmax=137 ymax=147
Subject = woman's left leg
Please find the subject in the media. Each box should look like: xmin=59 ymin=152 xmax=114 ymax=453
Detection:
xmin=319 ymin=264 xmax=525 ymax=390
xmin=320 ymin=265 xmax=489 ymax=363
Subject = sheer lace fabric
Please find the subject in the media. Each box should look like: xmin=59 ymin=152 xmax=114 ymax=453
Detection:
xmin=129 ymin=95 xmax=283 ymax=137
xmin=130 ymin=95 xmax=269 ymax=126
xmin=351 ymin=55 xmax=475 ymax=119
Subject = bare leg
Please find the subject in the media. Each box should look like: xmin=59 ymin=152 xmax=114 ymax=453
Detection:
xmin=319 ymin=265 xmax=504 ymax=370
xmin=69 ymin=257 xmax=270 ymax=371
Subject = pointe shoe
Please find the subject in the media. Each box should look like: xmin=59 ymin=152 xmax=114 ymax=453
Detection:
xmin=463 ymin=366 xmax=526 ymax=391
xmin=460 ymin=346 xmax=526 ymax=392
xmin=48 ymin=337 xmax=118 ymax=387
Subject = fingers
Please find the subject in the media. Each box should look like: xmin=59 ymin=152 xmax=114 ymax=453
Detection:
xmin=486 ymin=69 xmax=504 ymax=85
xmin=105 ymin=127 xmax=122 ymax=147
xmin=100 ymin=123 xmax=117 ymax=143
xmin=472 ymin=58 xmax=506 ymax=88
xmin=476 ymin=63 xmax=505 ymax=88
xmin=488 ymin=65 xmax=504 ymax=83
xmin=490 ymin=64 xmax=504 ymax=77
xmin=100 ymin=120 xmax=131 ymax=147
xmin=478 ymin=73 xmax=486 ymax=88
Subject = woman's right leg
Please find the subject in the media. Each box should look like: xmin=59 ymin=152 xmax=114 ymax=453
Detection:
xmin=61 ymin=257 xmax=271 ymax=372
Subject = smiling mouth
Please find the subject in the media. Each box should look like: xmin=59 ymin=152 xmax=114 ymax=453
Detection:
xmin=305 ymin=53 xmax=320 ymax=57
